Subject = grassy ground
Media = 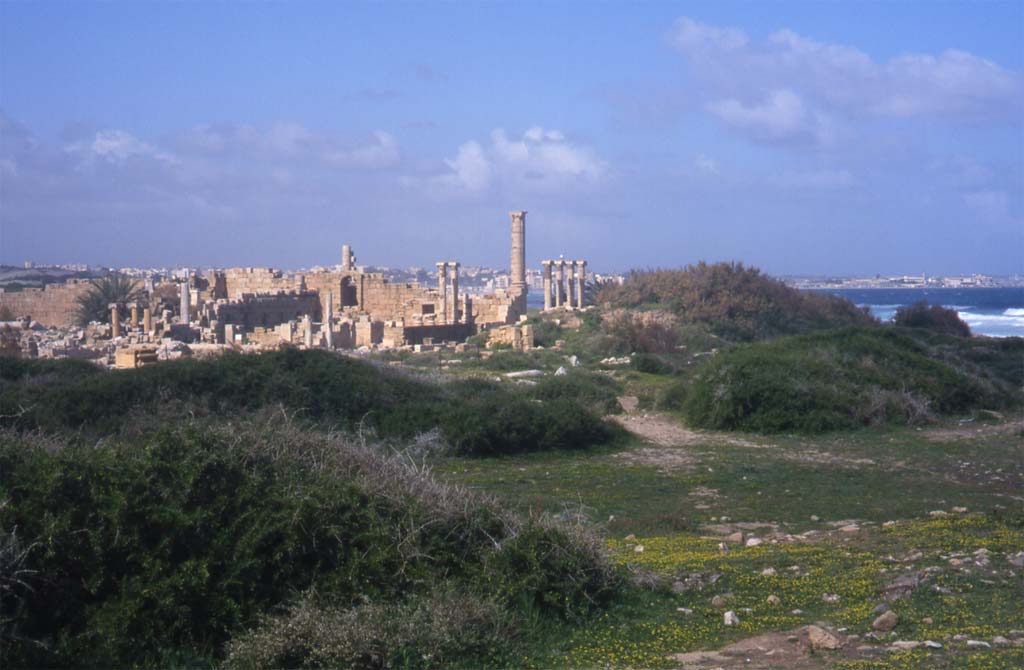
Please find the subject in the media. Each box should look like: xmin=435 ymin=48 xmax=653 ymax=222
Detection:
xmin=437 ymin=414 xmax=1024 ymax=669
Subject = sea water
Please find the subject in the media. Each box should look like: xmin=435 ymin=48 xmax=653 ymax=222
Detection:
xmin=809 ymin=287 xmax=1024 ymax=338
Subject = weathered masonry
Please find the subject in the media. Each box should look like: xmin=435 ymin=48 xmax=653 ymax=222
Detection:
xmin=541 ymin=259 xmax=588 ymax=310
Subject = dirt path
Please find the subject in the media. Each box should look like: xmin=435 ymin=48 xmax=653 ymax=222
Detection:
xmin=611 ymin=413 xmax=770 ymax=450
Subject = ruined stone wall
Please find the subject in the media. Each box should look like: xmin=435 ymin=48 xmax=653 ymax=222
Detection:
xmin=221 ymin=268 xmax=293 ymax=300
xmin=358 ymin=274 xmax=445 ymax=323
xmin=471 ymin=291 xmax=526 ymax=327
xmin=0 ymin=280 xmax=93 ymax=327
xmin=400 ymin=323 xmax=472 ymax=346
xmin=211 ymin=292 xmax=322 ymax=329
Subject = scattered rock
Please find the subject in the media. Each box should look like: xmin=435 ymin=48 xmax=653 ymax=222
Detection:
xmin=670 ymin=581 xmax=687 ymax=595
xmin=992 ymin=636 xmax=1010 ymax=646
xmin=711 ymin=595 xmax=727 ymax=609
xmin=883 ymin=573 xmax=922 ymax=601
xmin=810 ymin=515 xmax=820 ymax=521
xmin=929 ymin=510 xmax=948 ymax=517
xmin=761 ymin=567 xmax=777 ymax=576
xmin=725 ymin=531 xmax=744 ymax=544
xmin=724 ymin=611 xmax=740 ymax=626
xmin=633 ymin=544 xmax=644 ymax=553
xmin=924 ymin=640 xmax=943 ymax=649
xmin=872 ymin=603 xmax=892 ymax=615
xmin=554 ymin=366 xmax=567 ymax=376
xmin=806 ymin=625 xmax=844 ymax=650
xmin=1008 ymin=551 xmax=1024 ymax=568
xmin=967 ymin=640 xmax=991 ymax=648
xmin=822 ymin=593 xmax=841 ymax=604
xmin=890 ymin=640 xmax=921 ymax=650
xmin=745 ymin=537 xmax=763 ymax=547
xmin=839 ymin=524 xmax=860 ymax=533
xmin=873 ymin=610 xmax=899 ymax=632
xmin=503 ymin=369 xmax=544 ymax=378
xmin=766 ymin=595 xmax=781 ymax=606
xmin=625 ymin=534 xmax=637 ymax=541
xmin=791 ymin=609 xmax=803 ymax=615
xmin=676 ymin=607 xmax=694 ymax=615
xmin=952 ymin=506 xmax=968 ymax=513
xmin=616 ymin=395 xmax=639 ymax=412
xmin=921 ymin=617 xmax=933 ymax=625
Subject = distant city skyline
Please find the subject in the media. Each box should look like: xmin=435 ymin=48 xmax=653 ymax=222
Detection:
xmin=1 ymin=1 xmax=1021 ymax=275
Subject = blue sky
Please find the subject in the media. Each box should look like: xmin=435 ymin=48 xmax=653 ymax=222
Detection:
xmin=1 ymin=1 xmax=1021 ymax=274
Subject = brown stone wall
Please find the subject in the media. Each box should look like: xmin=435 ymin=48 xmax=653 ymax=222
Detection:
xmin=471 ymin=291 xmax=525 ymax=327
xmin=359 ymin=274 xmax=445 ymax=323
xmin=221 ymin=268 xmax=293 ymax=300
xmin=0 ymin=280 xmax=94 ymax=327
xmin=212 ymin=292 xmax=322 ymax=329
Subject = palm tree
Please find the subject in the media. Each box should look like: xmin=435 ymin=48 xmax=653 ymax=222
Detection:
xmin=74 ymin=274 xmax=144 ymax=326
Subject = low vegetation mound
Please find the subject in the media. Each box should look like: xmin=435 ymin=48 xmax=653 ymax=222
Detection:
xmin=0 ymin=423 xmax=621 ymax=667
xmin=0 ymin=349 xmax=617 ymax=455
xmin=596 ymin=262 xmax=876 ymax=341
xmin=894 ymin=300 xmax=971 ymax=337
xmin=683 ymin=327 xmax=1019 ymax=433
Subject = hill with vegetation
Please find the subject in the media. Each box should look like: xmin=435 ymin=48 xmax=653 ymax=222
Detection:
xmin=595 ymin=262 xmax=876 ymax=341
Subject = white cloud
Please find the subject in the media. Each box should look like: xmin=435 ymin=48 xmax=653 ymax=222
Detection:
xmin=443 ymin=141 xmax=492 ymax=191
xmin=671 ymin=16 xmax=1024 ymax=133
xmin=416 ymin=126 xmax=606 ymax=196
xmin=67 ymin=130 xmax=176 ymax=165
xmin=324 ymin=131 xmax=399 ymax=168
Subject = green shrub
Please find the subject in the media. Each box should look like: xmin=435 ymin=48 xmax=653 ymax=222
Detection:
xmin=598 ymin=263 xmax=876 ymax=341
xmin=656 ymin=378 xmax=689 ymax=411
xmin=224 ymin=590 xmax=512 ymax=670
xmin=631 ymin=353 xmax=672 ymax=374
xmin=0 ymin=350 xmax=616 ymax=456
xmin=683 ymin=327 xmax=1013 ymax=433
xmin=0 ymin=423 xmax=620 ymax=667
xmin=528 ymin=371 xmax=622 ymax=414
xmin=894 ymin=300 xmax=971 ymax=337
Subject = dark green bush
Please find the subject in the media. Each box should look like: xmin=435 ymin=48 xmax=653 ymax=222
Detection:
xmin=528 ymin=371 xmax=622 ymax=414
xmin=631 ymin=353 xmax=672 ymax=374
xmin=683 ymin=327 xmax=1014 ymax=433
xmin=597 ymin=263 xmax=876 ymax=341
xmin=0 ymin=424 xmax=621 ymax=667
xmin=894 ymin=300 xmax=971 ymax=337
xmin=0 ymin=350 xmax=616 ymax=456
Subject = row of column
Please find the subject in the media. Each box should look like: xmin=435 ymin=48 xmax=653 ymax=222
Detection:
xmin=109 ymin=303 xmax=154 ymax=339
xmin=541 ymin=260 xmax=587 ymax=310
xmin=436 ymin=261 xmax=462 ymax=324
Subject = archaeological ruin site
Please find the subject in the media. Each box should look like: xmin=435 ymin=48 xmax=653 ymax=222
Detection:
xmin=0 ymin=211 xmax=592 ymax=365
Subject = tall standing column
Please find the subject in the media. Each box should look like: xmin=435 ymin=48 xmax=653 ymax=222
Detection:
xmin=303 ymin=315 xmax=313 ymax=348
xmin=143 ymin=307 xmax=152 ymax=335
xmin=179 ymin=282 xmax=190 ymax=325
xmin=554 ymin=261 xmax=563 ymax=307
xmin=449 ymin=262 xmax=460 ymax=324
xmin=436 ymin=262 xmax=448 ymax=323
xmin=562 ymin=261 xmax=573 ymax=309
xmin=509 ymin=211 xmax=527 ymax=297
xmin=576 ymin=261 xmax=587 ymax=309
xmin=541 ymin=261 xmax=553 ymax=311
xmin=324 ymin=290 xmax=334 ymax=349
xmin=130 ymin=303 xmax=140 ymax=329
xmin=110 ymin=304 xmax=121 ymax=338
xmin=341 ymin=245 xmax=354 ymax=271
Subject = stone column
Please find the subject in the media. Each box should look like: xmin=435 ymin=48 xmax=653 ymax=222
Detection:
xmin=554 ymin=261 xmax=563 ymax=307
xmin=509 ymin=211 xmax=527 ymax=297
xmin=143 ymin=307 xmax=152 ymax=335
xmin=130 ymin=303 xmax=140 ymax=329
xmin=341 ymin=244 xmax=354 ymax=271
xmin=576 ymin=261 xmax=587 ymax=309
xmin=110 ymin=304 xmax=121 ymax=338
xmin=436 ymin=262 xmax=448 ymax=323
xmin=541 ymin=261 xmax=553 ymax=311
xmin=303 ymin=315 xmax=313 ymax=348
xmin=179 ymin=282 xmax=190 ymax=325
xmin=449 ymin=262 xmax=460 ymax=324
xmin=324 ymin=290 xmax=334 ymax=349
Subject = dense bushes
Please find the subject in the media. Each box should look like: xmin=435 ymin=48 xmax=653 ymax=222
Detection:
xmin=683 ymin=327 xmax=1016 ymax=433
xmin=0 ymin=424 xmax=621 ymax=667
xmin=596 ymin=262 xmax=875 ymax=341
xmin=0 ymin=350 xmax=616 ymax=455
xmin=894 ymin=300 xmax=971 ymax=337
